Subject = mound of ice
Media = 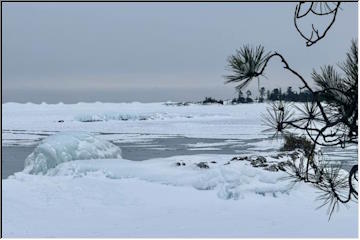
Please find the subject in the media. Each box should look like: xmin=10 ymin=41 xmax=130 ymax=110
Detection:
xmin=24 ymin=132 xmax=122 ymax=174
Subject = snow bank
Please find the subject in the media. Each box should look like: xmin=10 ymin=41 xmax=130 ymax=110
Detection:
xmin=46 ymin=154 xmax=293 ymax=199
xmin=3 ymin=155 xmax=358 ymax=237
xmin=24 ymin=132 xmax=122 ymax=174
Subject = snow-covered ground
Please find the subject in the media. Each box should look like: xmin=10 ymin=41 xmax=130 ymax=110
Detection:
xmin=2 ymin=102 xmax=358 ymax=237
xmin=4 ymin=152 xmax=358 ymax=237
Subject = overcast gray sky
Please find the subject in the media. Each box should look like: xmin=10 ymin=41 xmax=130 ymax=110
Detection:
xmin=2 ymin=2 xmax=358 ymax=103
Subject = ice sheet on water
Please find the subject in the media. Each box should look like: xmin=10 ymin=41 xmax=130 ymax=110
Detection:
xmin=74 ymin=110 xmax=230 ymax=122
xmin=75 ymin=112 xmax=156 ymax=122
xmin=24 ymin=132 xmax=122 ymax=174
xmin=2 ymin=102 xmax=270 ymax=141
xmin=74 ymin=112 xmax=197 ymax=122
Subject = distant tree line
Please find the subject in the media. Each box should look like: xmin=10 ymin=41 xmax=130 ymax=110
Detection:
xmin=230 ymin=86 xmax=314 ymax=104
xmin=266 ymin=87 xmax=313 ymax=102
xmin=200 ymin=86 xmax=319 ymax=105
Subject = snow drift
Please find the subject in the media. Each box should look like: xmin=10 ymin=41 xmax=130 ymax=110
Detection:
xmin=45 ymin=154 xmax=293 ymax=199
xmin=24 ymin=132 xmax=122 ymax=174
xmin=4 ymin=154 xmax=358 ymax=237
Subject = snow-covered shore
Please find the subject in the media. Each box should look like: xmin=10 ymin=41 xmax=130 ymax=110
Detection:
xmin=3 ymin=154 xmax=358 ymax=237
xmin=2 ymin=102 xmax=358 ymax=237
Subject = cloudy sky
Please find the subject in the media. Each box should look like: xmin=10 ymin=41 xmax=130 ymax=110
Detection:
xmin=2 ymin=2 xmax=358 ymax=103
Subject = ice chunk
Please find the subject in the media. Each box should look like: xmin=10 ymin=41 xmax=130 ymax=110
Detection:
xmin=24 ymin=132 xmax=122 ymax=174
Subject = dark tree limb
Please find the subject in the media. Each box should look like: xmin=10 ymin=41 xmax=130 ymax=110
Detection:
xmin=294 ymin=2 xmax=341 ymax=47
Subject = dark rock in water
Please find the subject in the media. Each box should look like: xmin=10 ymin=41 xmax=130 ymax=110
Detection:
xmin=231 ymin=156 xmax=248 ymax=161
xmin=250 ymin=156 xmax=268 ymax=168
xmin=228 ymin=154 xmax=297 ymax=172
xmin=251 ymin=162 xmax=268 ymax=168
xmin=58 ymin=120 xmax=64 ymax=123
xmin=264 ymin=164 xmax=279 ymax=172
xmin=176 ymin=161 xmax=186 ymax=166
xmin=256 ymin=156 xmax=267 ymax=163
xmin=196 ymin=162 xmax=209 ymax=169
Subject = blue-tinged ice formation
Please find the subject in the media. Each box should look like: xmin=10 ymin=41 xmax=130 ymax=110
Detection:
xmin=24 ymin=132 xmax=122 ymax=174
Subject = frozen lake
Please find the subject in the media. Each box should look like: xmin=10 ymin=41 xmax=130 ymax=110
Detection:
xmin=2 ymin=102 xmax=357 ymax=178
xmin=2 ymin=134 xmax=280 ymax=178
